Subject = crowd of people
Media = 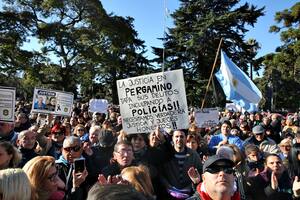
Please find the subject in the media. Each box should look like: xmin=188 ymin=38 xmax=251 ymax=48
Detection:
xmin=0 ymin=101 xmax=300 ymax=200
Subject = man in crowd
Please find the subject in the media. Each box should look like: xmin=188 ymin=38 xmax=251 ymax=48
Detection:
xmin=56 ymin=136 xmax=88 ymax=200
xmin=160 ymin=129 xmax=202 ymax=199
xmin=243 ymin=125 xmax=279 ymax=154
xmin=14 ymin=112 xmax=31 ymax=132
xmin=0 ymin=121 xmax=18 ymax=144
xmin=208 ymin=121 xmax=244 ymax=153
xmin=187 ymin=155 xmax=240 ymax=200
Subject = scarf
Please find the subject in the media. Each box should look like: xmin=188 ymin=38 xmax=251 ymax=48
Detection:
xmin=196 ymin=182 xmax=240 ymax=200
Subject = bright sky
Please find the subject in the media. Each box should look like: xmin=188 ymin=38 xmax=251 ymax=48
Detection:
xmin=102 ymin=0 xmax=298 ymax=59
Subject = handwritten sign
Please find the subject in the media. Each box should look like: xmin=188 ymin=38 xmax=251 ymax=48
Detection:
xmin=117 ymin=69 xmax=189 ymax=134
xmin=0 ymin=87 xmax=15 ymax=122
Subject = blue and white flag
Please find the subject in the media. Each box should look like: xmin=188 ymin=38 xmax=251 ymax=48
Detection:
xmin=215 ymin=50 xmax=262 ymax=112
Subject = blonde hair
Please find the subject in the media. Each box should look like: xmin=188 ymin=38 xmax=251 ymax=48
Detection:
xmin=89 ymin=125 xmax=101 ymax=135
xmin=121 ymin=165 xmax=154 ymax=198
xmin=279 ymin=138 xmax=292 ymax=147
xmin=23 ymin=156 xmax=56 ymax=200
xmin=0 ymin=168 xmax=32 ymax=200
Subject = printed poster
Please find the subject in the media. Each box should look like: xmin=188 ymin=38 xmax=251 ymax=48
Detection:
xmin=0 ymin=87 xmax=15 ymax=122
xmin=32 ymin=88 xmax=74 ymax=116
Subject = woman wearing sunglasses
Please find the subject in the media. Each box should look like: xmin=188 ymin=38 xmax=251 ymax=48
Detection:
xmin=23 ymin=156 xmax=65 ymax=200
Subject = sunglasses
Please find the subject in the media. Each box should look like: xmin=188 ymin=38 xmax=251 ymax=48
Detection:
xmin=77 ymin=129 xmax=85 ymax=131
xmin=205 ymin=166 xmax=234 ymax=174
xmin=63 ymin=146 xmax=81 ymax=152
xmin=53 ymin=131 xmax=64 ymax=136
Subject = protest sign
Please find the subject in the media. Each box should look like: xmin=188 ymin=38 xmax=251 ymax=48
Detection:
xmin=89 ymin=99 xmax=108 ymax=114
xmin=32 ymin=88 xmax=74 ymax=116
xmin=194 ymin=108 xmax=219 ymax=128
xmin=117 ymin=69 xmax=189 ymax=134
xmin=0 ymin=87 xmax=15 ymax=122
xmin=225 ymin=103 xmax=241 ymax=112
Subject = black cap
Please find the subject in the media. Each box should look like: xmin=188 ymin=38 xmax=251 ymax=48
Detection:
xmin=98 ymin=129 xmax=115 ymax=147
xmin=202 ymin=155 xmax=234 ymax=173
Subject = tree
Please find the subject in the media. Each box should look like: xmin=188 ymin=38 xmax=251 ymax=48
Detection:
xmin=0 ymin=0 xmax=150 ymax=103
xmin=262 ymin=2 xmax=300 ymax=111
xmin=152 ymin=0 xmax=264 ymax=107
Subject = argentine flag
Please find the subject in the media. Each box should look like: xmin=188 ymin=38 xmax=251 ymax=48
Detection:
xmin=215 ymin=50 xmax=262 ymax=112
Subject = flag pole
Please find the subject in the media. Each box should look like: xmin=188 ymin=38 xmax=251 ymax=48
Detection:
xmin=201 ymin=38 xmax=223 ymax=109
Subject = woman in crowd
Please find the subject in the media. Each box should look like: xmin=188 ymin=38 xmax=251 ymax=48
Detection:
xmin=278 ymin=138 xmax=292 ymax=167
xmin=288 ymin=144 xmax=300 ymax=178
xmin=0 ymin=141 xmax=22 ymax=169
xmin=244 ymin=144 xmax=265 ymax=177
xmin=23 ymin=156 xmax=65 ymax=200
xmin=186 ymin=133 xmax=208 ymax=162
xmin=73 ymin=124 xmax=88 ymax=142
xmin=0 ymin=168 xmax=32 ymax=200
xmin=121 ymin=165 xmax=156 ymax=200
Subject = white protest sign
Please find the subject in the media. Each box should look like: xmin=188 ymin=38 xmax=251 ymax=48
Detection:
xmin=117 ymin=69 xmax=189 ymax=134
xmin=194 ymin=108 xmax=219 ymax=128
xmin=32 ymin=88 xmax=74 ymax=116
xmin=0 ymin=87 xmax=15 ymax=122
xmin=89 ymin=99 xmax=108 ymax=114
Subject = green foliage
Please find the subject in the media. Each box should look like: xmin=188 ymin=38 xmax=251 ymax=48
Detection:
xmin=152 ymin=0 xmax=264 ymax=107
xmin=261 ymin=2 xmax=300 ymax=111
xmin=0 ymin=0 xmax=150 ymax=103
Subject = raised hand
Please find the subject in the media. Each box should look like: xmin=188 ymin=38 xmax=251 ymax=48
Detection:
xmin=73 ymin=168 xmax=88 ymax=188
xmin=293 ymin=176 xmax=300 ymax=197
xmin=187 ymin=167 xmax=201 ymax=184
xmin=271 ymin=171 xmax=278 ymax=190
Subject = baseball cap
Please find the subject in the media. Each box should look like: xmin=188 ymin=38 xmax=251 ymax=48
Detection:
xmin=252 ymin=125 xmax=265 ymax=135
xmin=203 ymin=155 xmax=234 ymax=173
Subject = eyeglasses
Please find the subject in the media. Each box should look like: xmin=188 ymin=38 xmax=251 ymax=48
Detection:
xmin=280 ymin=145 xmax=291 ymax=148
xmin=47 ymin=171 xmax=58 ymax=182
xmin=115 ymin=149 xmax=133 ymax=156
xmin=63 ymin=146 xmax=81 ymax=152
xmin=77 ymin=129 xmax=85 ymax=132
xmin=205 ymin=166 xmax=234 ymax=174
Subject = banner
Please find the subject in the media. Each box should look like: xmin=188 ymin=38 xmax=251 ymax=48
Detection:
xmin=32 ymin=88 xmax=74 ymax=116
xmin=0 ymin=87 xmax=15 ymax=122
xmin=194 ymin=108 xmax=219 ymax=128
xmin=89 ymin=99 xmax=108 ymax=114
xmin=117 ymin=69 xmax=189 ymax=134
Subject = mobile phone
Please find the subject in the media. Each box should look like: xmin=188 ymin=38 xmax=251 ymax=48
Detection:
xmin=73 ymin=158 xmax=85 ymax=173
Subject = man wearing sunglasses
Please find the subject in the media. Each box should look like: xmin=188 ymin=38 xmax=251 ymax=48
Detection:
xmin=187 ymin=155 xmax=240 ymax=200
xmin=56 ymin=136 xmax=88 ymax=200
